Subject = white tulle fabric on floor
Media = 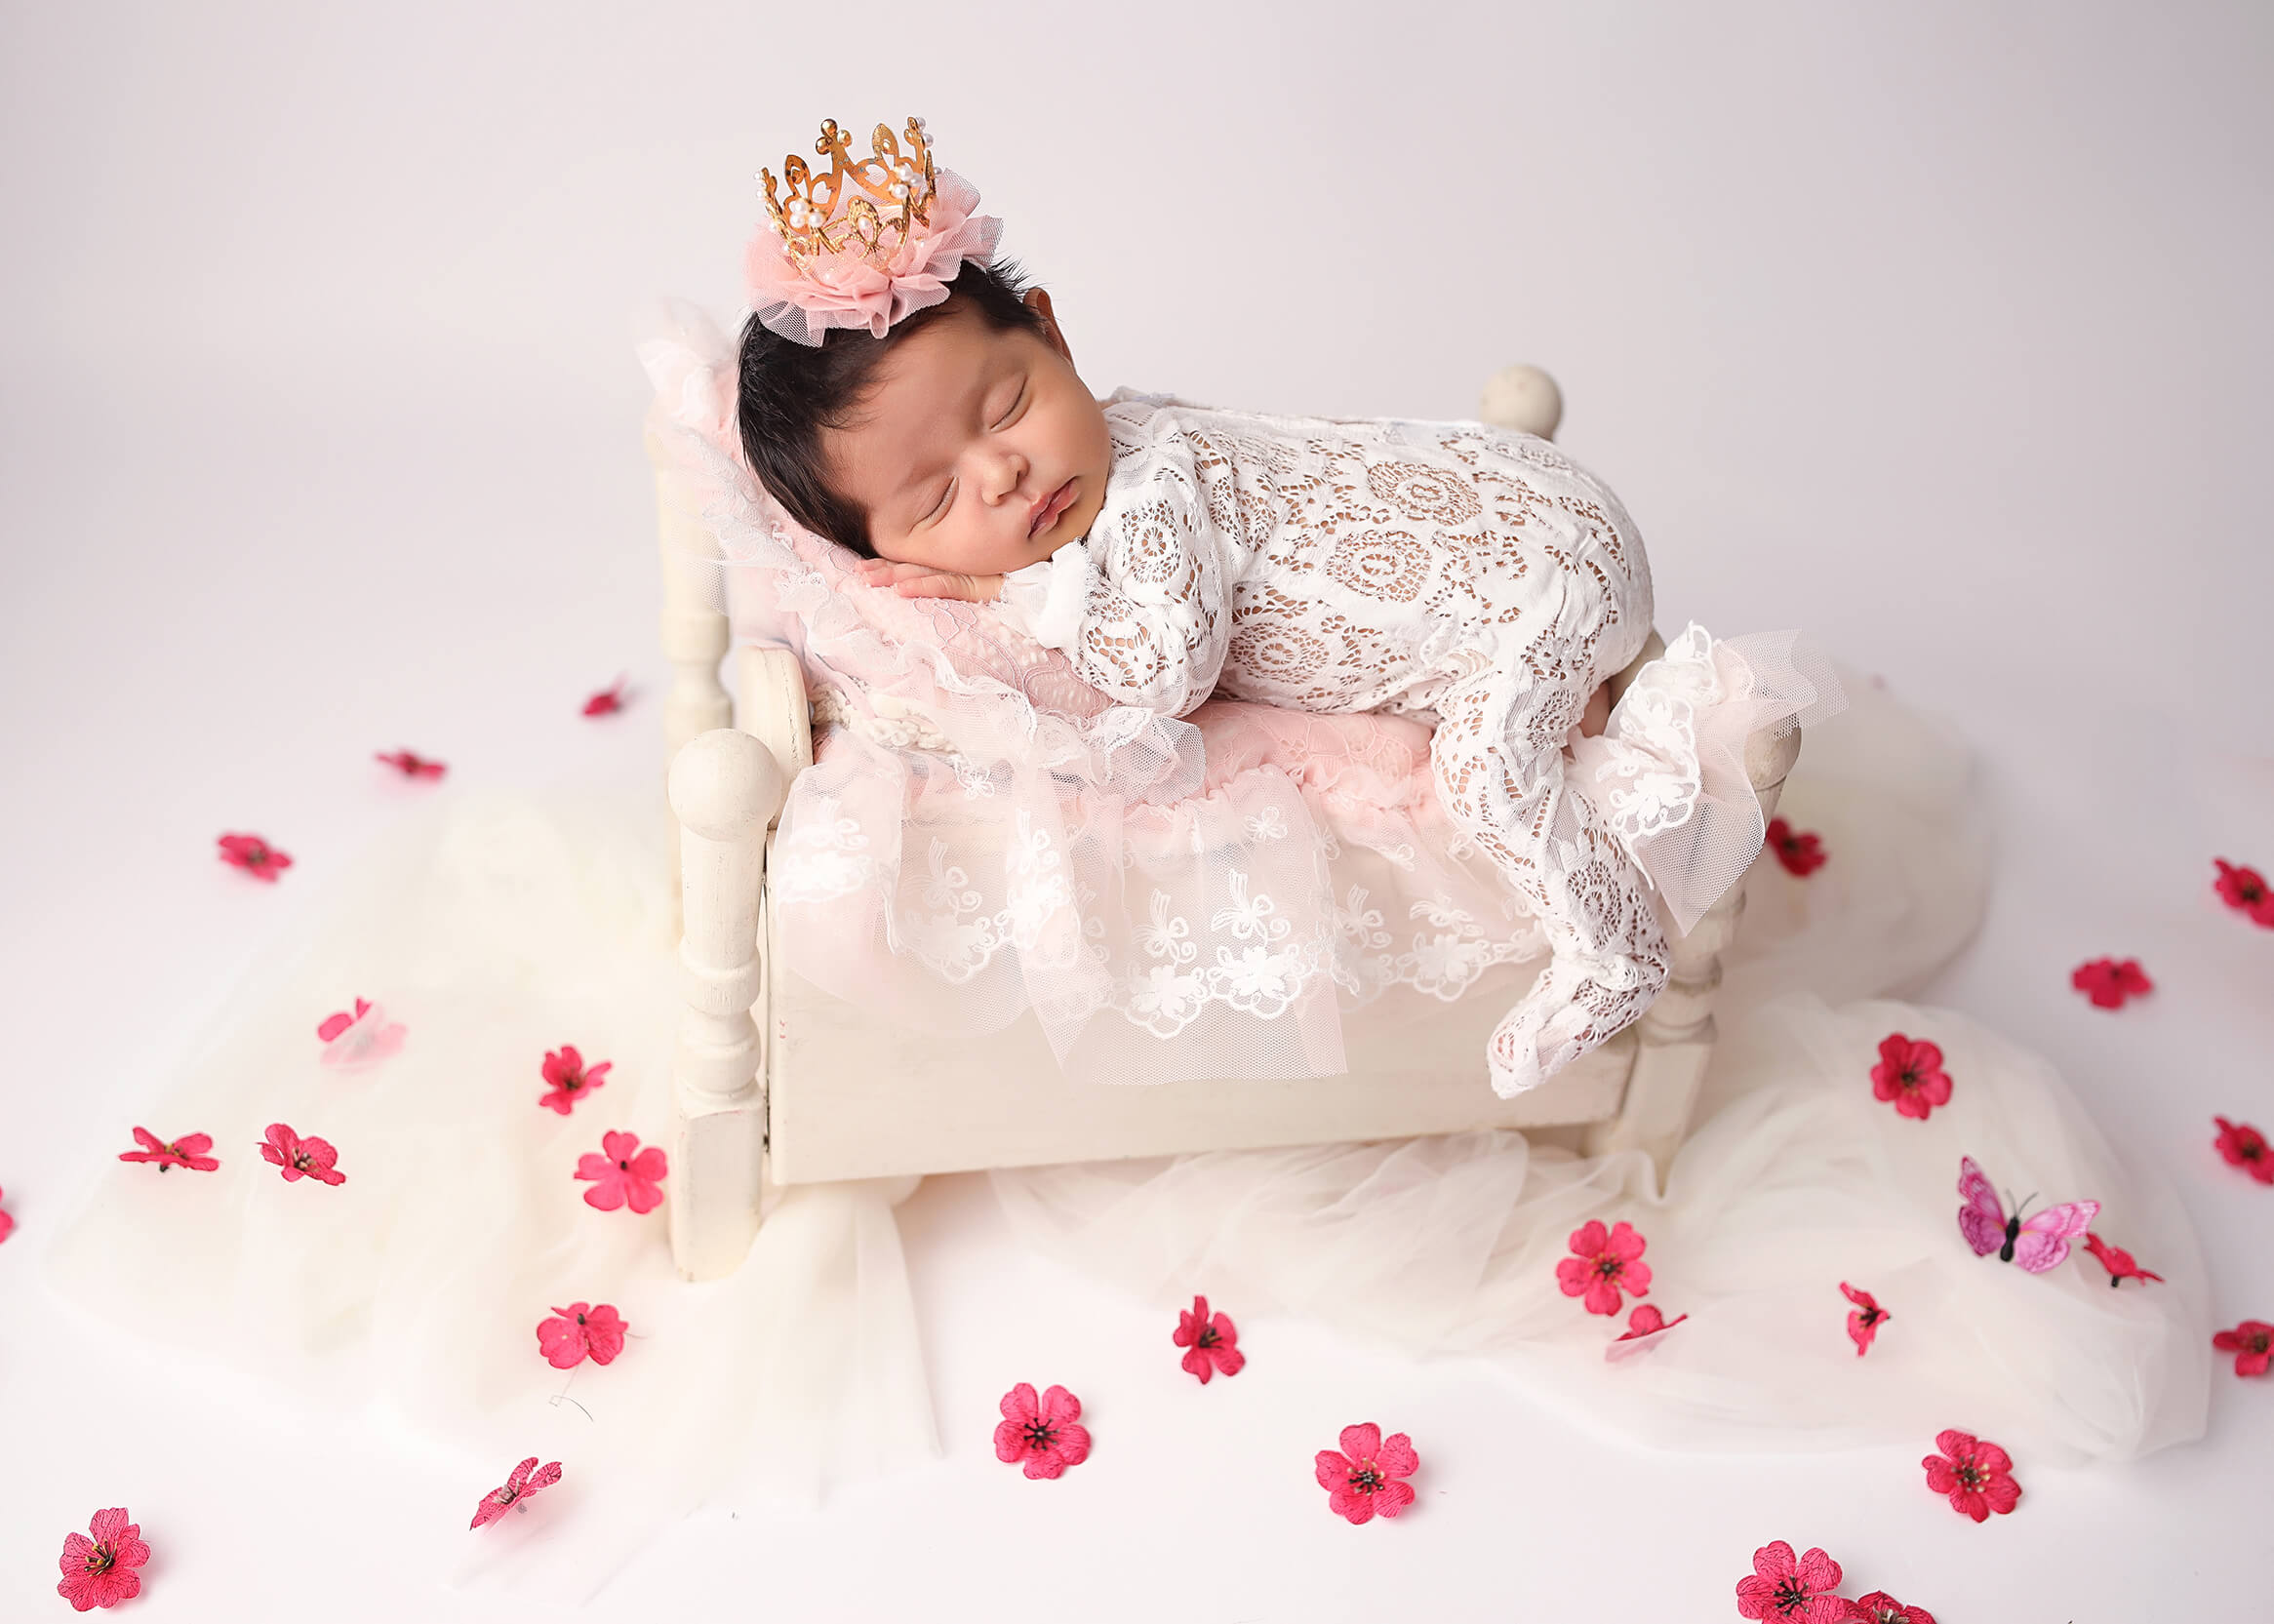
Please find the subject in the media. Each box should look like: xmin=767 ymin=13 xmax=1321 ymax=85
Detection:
xmin=991 ymin=673 xmax=2211 ymax=1465
xmin=39 ymin=791 xmax=935 ymax=1603
xmin=992 ymin=994 xmax=2211 ymax=1464
xmin=36 ymin=672 xmax=2210 ymax=1604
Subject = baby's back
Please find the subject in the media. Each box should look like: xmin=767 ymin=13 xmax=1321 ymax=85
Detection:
xmin=1110 ymin=395 xmax=1655 ymax=719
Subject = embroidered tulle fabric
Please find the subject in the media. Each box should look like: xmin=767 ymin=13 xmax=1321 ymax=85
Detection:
xmin=635 ymin=299 xmax=1840 ymax=1089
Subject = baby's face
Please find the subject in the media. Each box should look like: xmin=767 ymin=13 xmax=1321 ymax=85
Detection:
xmin=822 ymin=289 xmax=1111 ymax=575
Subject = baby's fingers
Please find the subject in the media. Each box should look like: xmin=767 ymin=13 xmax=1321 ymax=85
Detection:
xmin=892 ymin=572 xmax=975 ymax=600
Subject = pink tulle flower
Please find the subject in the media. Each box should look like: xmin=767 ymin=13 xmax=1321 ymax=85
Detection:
xmin=375 ymin=748 xmax=447 ymax=780
xmin=1922 ymin=1429 xmax=2021 ymax=1521
xmin=0 ymin=1186 xmax=13 ymax=1245
xmin=539 ymin=1045 xmax=612 ymax=1116
xmin=2214 ymin=1117 xmax=2272 ymax=1184
xmin=317 ymin=997 xmax=406 ymax=1069
xmin=582 ymin=677 xmax=628 ymax=717
xmin=992 ymin=1382 xmax=1091 ymax=1479
xmin=1766 ymin=817 xmax=1828 ymax=878
xmin=259 ymin=1122 xmax=345 ymax=1185
xmin=56 ymin=1506 xmax=149 ymax=1612
xmin=118 ymin=1127 xmax=220 ymax=1172
xmin=1313 ymin=1422 xmax=1418 ymax=1525
xmin=576 ymin=1130 xmax=666 ymax=1213
xmin=2082 ymin=1232 xmax=2163 ymax=1287
xmin=2213 ymin=857 xmax=2274 ymax=927
xmin=1841 ymin=1282 xmax=1889 ymax=1356
xmin=2213 ymin=1320 xmax=2273 ymax=1377
xmin=218 ymin=832 xmax=292 ymax=882
xmin=2070 ymin=957 xmax=2152 ymax=1009
xmin=1173 ymin=1294 xmax=1247 ymax=1383
xmin=537 ymin=1301 xmax=628 ymax=1369
xmin=1869 ymin=1033 xmax=1952 ymax=1121
xmin=1734 ymin=1540 xmax=1850 ymax=1622
xmin=1556 ymin=1219 xmax=1653 ymax=1316
xmin=1851 ymin=1592 xmax=1937 ymax=1624
xmin=744 ymin=165 xmax=1005 ymax=343
xmin=469 ymin=1456 xmax=563 ymax=1529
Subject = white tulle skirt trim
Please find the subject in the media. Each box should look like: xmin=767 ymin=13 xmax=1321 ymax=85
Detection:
xmin=1573 ymin=622 xmax=1848 ymax=933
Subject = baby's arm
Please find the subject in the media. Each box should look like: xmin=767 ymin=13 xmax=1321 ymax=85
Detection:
xmin=1005 ymin=468 xmax=1228 ymax=716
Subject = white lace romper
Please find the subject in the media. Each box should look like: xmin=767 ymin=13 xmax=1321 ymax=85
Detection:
xmin=997 ymin=388 xmax=1669 ymax=1095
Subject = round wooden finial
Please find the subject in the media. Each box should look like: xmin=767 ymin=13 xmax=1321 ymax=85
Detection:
xmin=1479 ymin=364 xmax=1564 ymax=440
xmin=667 ymin=728 xmax=784 ymax=842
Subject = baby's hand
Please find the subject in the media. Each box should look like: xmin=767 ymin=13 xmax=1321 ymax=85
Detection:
xmin=854 ymin=559 xmax=1005 ymax=602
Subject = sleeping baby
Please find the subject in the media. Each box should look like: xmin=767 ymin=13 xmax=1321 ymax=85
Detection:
xmin=737 ymin=117 xmax=1827 ymax=1094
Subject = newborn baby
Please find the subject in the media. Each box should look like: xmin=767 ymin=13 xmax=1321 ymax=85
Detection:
xmin=742 ymin=256 xmax=1664 ymax=1095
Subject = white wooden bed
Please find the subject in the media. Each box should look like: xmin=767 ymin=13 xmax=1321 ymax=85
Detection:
xmin=653 ymin=367 xmax=1801 ymax=1281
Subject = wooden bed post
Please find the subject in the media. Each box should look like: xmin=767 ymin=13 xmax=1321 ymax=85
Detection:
xmin=665 ymin=728 xmax=782 ymax=1282
xmin=650 ymin=427 xmax=735 ymax=928
xmin=1582 ymin=726 xmax=1802 ymax=1178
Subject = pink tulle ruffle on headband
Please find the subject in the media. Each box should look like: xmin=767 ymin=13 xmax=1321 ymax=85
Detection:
xmin=743 ymin=168 xmax=1004 ymax=346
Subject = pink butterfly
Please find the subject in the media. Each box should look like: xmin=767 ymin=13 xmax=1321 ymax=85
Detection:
xmin=1957 ymin=1155 xmax=2097 ymax=1272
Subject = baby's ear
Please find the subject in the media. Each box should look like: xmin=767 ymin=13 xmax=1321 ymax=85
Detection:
xmin=1024 ymin=288 xmax=1072 ymax=362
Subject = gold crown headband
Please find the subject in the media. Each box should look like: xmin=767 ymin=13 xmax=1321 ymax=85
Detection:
xmin=744 ymin=114 xmax=1003 ymax=345
xmin=758 ymin=116 xmax=938 ymax=271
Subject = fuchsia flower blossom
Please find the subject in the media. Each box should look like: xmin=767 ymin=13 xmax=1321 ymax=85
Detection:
xmin=1313 ymin=1422 xmax=1418 ymax=1524
xmin=0 ymin=1186 xmax=13 ymax=1245
xmin=217 ymin=832 xmax=292 ymax=882
xmin=537 ymin=1301 xmax=628 ymax=1369
xmin=1617 ymin=1304 xmax=1688 ymax=1340
xmin=539 ymin=1045 xmax=612 ymax=1115
xmin=56 ymin=1506 xmax=149 ymax=1611
xmin=375 ymin=748 xmax=447 ymax=780
xmin=1922 ymin=1429 xmax=2021 ymax=1521
xmin=1556 ymin=1219 xmax=1653 ymax=1316
xmin=576 ymin=1130 xmax=666 ymax=1213
xmin=582 ymin=678 xmax=629 ymax=718
xmin=1841 ymin=1283 xmax=1889 ymax=1357
xmin=1766 ymin=817 xmax=1827 ymax=877
xmin=2213 ymin=857 xmax=2274 ymax=927
xmin=1851 ymin=1593 xmax=1937 ymax=1624
xmin=258 ymin=1123 xmax=345 ymax=1185
xmin=118 ymin=1127 xmax=220 ymax=1172
xmin=1734 ymin=1540 xmax=1850 ymax=1621
xmin=2081 ymin=1232 xmax=2163 ymax=1287
xmin=992 ymin=1383 xmax=1091 ymax=1479
xmin=1172 ymin=1294 xmax=1246 ymax=1383
xmin=2214 ymin=1117 xmax=2272 ymax=1184
xmin=2070 ymin=957 xmax=2152 ymax=1009
xmin=2213 ymin=1320 xmax=2273 ymax=1377
xmin=1605 ymin=1302 xmax=1688 ymax=1362
xmin=1868 ymin=1034 xmax=1952 ymax=1121
xmin=317 ymin=998 xmax=406 ymax=1069
xmin=469 ymin=1456 xmax=563 ymax=1529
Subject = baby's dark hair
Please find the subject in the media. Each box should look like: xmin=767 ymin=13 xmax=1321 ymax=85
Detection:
xmin=737 ymin=258 xmax=1048 ymax=557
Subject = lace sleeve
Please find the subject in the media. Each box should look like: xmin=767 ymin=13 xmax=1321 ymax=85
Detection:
xmin=998 ymin=540 xmax=1096 ymax=653
xmin=1032 ymin=434 xmax=1229 ymax=719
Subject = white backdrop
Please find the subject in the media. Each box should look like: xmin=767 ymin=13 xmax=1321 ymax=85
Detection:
xmin=4 ymin=1 xmax=2270 ymax=1616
